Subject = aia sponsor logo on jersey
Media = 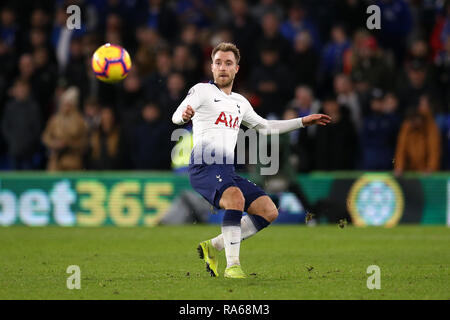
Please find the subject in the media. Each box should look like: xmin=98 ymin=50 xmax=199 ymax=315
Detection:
xmin=214 ymin=111 xmax=240 ymax=129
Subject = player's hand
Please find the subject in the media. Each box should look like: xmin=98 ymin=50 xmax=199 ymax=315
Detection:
xmin=182 ymin=105 xmax=195 ymax=122
xmin=302 ymin=114 xmax=332 ymax=127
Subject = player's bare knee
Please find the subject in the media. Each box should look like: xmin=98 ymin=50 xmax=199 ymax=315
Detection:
xmin=228 ymin=195 xmax=245 ymax=211
xmin=222 ymin=187 xmax=245 ymax=211
xmin=265 ymin=208 xmax=278 ymax=223
xmin=261 ymin=199 xmax=278 ymax=222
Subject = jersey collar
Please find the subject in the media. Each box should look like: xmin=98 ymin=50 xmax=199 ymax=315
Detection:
xmin=209 ymin=80 xmax=232 ymax=96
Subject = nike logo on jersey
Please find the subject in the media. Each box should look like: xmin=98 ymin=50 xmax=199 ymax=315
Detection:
xmin=237 ymin=104 xmax=241 ymax=114
xmin=230 ymin=242 xmax=240 ymax=245
xmin=214 ymin=98 xmax=221 ymax=102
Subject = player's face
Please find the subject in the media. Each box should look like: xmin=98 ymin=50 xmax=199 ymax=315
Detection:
xmin=211 ymin=51 xmax=239 ymax=88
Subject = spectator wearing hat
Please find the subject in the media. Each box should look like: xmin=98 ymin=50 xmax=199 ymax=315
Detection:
xmin=350 ymin=33 xmax=395 ymax=92
xmin=42 ymin=87 xmax=88 ymax=171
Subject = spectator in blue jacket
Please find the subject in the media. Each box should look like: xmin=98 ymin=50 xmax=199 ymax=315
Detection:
xmin=280 ymin=3 xmax=321 ymax=52
xmin=360 ymin=89 xmax=401 ymax=170
xmin=0 ymin=6 xmax=19 ymax=49
xmin=175 ymin=0 xmax=215 ymax=29
xmin=375 ymin=0 xmax=412 ymax=64
xmin=319 ymin=24 xmax=351 ymax=94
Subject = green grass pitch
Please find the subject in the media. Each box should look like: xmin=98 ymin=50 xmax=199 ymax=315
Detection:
xmin=0 ymin=225 xmax=448 ymax=300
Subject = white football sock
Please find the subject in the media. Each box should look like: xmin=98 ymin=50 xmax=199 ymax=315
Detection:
xmin=222 ymin=224 xmax=241 ymax=268
xmin=211 ymin=215 xmax=259 ymax=252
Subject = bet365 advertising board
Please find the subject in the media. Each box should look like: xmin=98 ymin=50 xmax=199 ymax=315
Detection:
xmin=0 ymin=172 xmax=189 ymax=226
xmin=0 ymin=172 xmax=447 ymax=226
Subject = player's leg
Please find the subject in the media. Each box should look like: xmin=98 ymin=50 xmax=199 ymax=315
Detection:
xmin=211 ymin=173 xmax=275 ymax=246
xmin=191 ymin=163 xmax=245 ymax=277
xmin=210 ymin=195 xmax=277 ymax=250
xmin=218 ymin=186 xmax=247 ymax=278
xmin=245 ymin=195 xmax=278 ymax=234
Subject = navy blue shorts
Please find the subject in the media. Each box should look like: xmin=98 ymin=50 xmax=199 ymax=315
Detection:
xmin=188 ymin=163 xmax=267 ymax=211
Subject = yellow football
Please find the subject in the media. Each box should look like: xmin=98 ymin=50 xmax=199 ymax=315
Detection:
xmin=91 ymin=43 xmax=132 ymax=83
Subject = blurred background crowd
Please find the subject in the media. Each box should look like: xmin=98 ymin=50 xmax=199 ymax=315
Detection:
xmin=0 ymin=0 xmax=449 ymax=175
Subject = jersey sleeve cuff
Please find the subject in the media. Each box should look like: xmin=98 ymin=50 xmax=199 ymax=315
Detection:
xmin=298 ymin=118 xmax=304 ymax=128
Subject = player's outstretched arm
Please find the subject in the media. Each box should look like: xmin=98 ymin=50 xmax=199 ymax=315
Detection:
xmin=253 ymin=114 xmax=331 ymax=134
xmin=301 ymin=114 xmax=332 ymax=127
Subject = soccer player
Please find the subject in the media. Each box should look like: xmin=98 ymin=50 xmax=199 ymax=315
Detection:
xmin=172 ymin=42 xmax=331 ymax=278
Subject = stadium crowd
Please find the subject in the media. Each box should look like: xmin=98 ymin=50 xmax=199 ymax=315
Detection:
xmin=0 ymin=0 xmax=449 ymax=174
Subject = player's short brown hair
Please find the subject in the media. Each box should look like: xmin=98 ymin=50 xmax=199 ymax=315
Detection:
xmin=211 ymin=42 xmax=240 ymax=64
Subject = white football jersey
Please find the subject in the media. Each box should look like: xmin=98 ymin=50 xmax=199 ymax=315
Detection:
xmin=172 ymin=82 xmax=266 ymax=164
